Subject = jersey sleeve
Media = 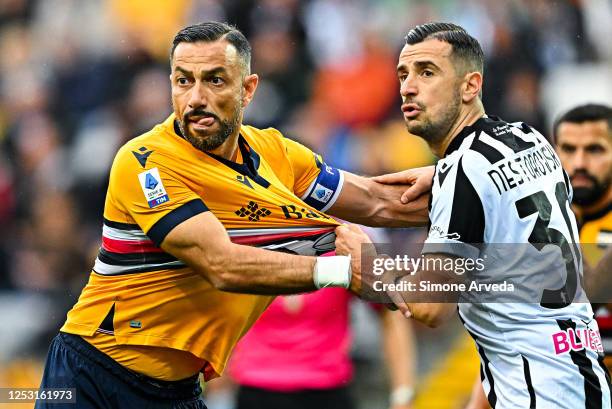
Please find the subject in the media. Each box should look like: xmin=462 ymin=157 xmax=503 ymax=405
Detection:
xmin=106 ymin=147 xmax=209 ymax=246
xmin=422 ymin=155 xmax=486 ymax=260
xmin=282 ymin=137 xmax=345 ymax=212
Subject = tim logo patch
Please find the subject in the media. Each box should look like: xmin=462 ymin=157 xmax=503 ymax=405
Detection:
xmin=138 ymin=168 xmax=169 ymax=208
xmin=310 ymin=183 xmax=333 ymax=203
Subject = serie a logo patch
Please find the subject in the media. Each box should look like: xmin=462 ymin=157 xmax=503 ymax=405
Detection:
xmin=138 ymin=167 xmax=170 ymax=208
xmin=310 ymin=183 xmax=333 ymax=203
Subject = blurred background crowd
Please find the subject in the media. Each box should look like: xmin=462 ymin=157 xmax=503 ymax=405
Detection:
xmin=0 ymin=0 xmax=611 ymax=408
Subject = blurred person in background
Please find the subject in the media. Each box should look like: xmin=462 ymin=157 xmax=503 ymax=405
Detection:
xmin=228 ymin=274 xmax=416 ymax=409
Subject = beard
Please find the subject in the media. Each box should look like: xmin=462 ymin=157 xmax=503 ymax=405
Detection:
xmin=571 ymin=170 xmax=611 ymax=206
xmin=405 ymin=89 xmax=462 ymax=148
xmin=177 ymin=105 xmax=241 ymax=153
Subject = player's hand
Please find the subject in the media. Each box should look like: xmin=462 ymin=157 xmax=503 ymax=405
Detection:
xmin=335 ymin=224 xmax=399 ymax=305
xmin=334 ymin=224 xmax=375 ymax=295
xmin=373 ymin=165 xmax=435 ymax=204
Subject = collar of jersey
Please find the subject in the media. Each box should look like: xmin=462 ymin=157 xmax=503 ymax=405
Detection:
xmin=173 ymin=119 xmax=271 ymax=188
xmin=581 ymin=200 xmax=612 ymax=225
xmin=444 ymin=115 xmax=494 ymax=157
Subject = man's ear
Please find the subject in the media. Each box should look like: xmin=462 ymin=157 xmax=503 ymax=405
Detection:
xmin=242 ymin=74 xmax=259 ymax=108
xmin=462 ymin=71 xmax=482 ymax=103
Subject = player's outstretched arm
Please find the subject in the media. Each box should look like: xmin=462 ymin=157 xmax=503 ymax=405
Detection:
xmin=326 ymin=171 xmax=429 ymax=227
xmin=161 ymin=211 xmax=356 ymax=294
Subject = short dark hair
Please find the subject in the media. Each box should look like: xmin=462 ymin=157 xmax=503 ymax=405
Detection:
xmin=405 ymin=22 xmax=484 ymax=75
xmin=553 ymin=103 xmax=612 ymax=142
xmin=170 ymin=21 xmax=251 ymax=73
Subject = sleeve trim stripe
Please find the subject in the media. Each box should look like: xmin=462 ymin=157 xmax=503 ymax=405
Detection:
xmin=103 ymin=218 xmax=140 ymax=230
xmin=147 ymin=199 xmax=209 ymax=246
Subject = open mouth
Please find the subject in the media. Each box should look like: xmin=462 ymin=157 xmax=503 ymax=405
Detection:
xmin=401 ymin=103 xmax=422 ymax=118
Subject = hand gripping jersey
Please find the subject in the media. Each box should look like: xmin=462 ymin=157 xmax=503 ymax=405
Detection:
xmin=61 ymin=114 xmax=343 ymax=379
xmin=422 ymin=116 xmax=611 ymax=409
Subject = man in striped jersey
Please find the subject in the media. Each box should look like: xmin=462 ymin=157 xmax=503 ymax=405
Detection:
xmin=465 ymin=104 xmax=612 ymax=409
xmin=337 ymin=22 xmax=611 ymax=408
xmin=36 ymin=22 xmax=431 ymax=409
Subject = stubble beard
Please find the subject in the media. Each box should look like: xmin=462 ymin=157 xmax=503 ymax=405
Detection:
xmin=406 ymin=90 xmax=462 ymax=150
xmin=572 ymin=172 xmax=612 ymax=206
xmin=177 ymin=105 xmax=242 ymax=153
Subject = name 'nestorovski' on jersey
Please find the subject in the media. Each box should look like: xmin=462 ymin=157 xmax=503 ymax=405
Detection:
xmin=487 ymin=136 xmax=561 ymax=195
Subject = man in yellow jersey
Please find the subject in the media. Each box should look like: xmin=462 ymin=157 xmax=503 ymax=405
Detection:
xmin=36 ymin=22 xmax=430 ymax=409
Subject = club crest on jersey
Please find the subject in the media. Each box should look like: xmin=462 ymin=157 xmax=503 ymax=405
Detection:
xmin=138 ymin=168 xmax=169 ymax=208
xmin=310 ymin=183 xmax=333 ymax=203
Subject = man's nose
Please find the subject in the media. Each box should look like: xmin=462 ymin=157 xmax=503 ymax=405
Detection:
xmin=572 ymin=149 xmax=587 ymax=170
xmin=400 ymin=75 xmax=418 ymax=97
xmin=187 ymin=82 xmax=207 ymax=109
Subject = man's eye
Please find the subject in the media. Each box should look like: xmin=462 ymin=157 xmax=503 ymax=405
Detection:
xmin=210 ymin=76 xmax=224 ymax=85
xmin=587 ymin=145 xmax=605 ymax=153
xmin=177 ymin=77 xmax=189 ymax=85
xmin=422 ymin=70 xmax=434 ymax=77
xmin=398 ymin=74 xmax=408 ymax=82
xmin=561 ymin=146 xmax=576 ymax=153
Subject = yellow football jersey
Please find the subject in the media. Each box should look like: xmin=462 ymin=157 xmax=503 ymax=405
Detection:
xmin=61 ymin=114 xmax=343 ymax=379
xmin=579 ymin=203 xmax=612 ymax=267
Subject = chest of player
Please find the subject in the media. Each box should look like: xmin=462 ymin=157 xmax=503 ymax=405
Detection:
xmin=175 ymin=138 xmax=335 ymax=229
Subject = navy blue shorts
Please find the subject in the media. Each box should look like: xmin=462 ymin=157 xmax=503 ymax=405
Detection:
xmin=36 ymin=332 xmax=207 ymax=409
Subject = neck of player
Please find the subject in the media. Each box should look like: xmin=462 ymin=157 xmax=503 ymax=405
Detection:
xmin=436 ymin=100 xmax=485 ymax=158
xmin=211 ymin=130 xmax=241 ymax=161
xmin=579 ymin=185 xmax=612 ymax=218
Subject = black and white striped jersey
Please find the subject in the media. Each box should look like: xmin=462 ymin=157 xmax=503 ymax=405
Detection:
xmin=422 ymin=116 xmax=611 ymax=408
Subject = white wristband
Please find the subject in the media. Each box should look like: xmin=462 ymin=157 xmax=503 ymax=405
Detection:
xmin=390 ymin=385 xmax=415 ymax=406
xmin=313 ymin=255 xmax=352 ymax=289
